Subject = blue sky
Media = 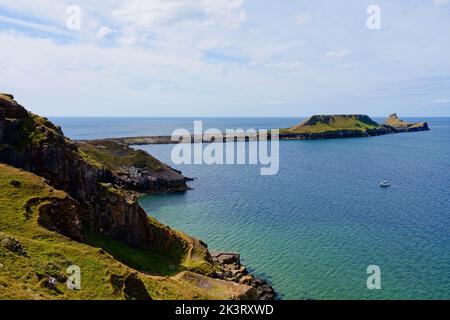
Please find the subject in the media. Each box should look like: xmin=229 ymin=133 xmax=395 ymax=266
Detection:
xmin=0 ymin=0 xmax=449 ymax=117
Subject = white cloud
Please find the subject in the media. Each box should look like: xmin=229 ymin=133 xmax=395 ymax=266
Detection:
xmin=324 ymin=49 xmax=351 ymax=59
xmin=110 ymin=0 xmax=246 ymax=45
xmin=96 ymin=26 xmax=112 ymax=38
xmin=432 ymin=0 xmax=450 ymax=7
xmin=1 ymin=1 xmax=450 ymax=116
xmin=434 ymin=98 xmax=450 ymax=104
xmin=266 ymin=61 xmax=304 ymax=70
xmin=264 ymin=100 xmax=286 ymax=105
xmin=0 ymin=0 xmax=68 ymax=24
xmin=0 ymin=14 xmax=71 ymax=36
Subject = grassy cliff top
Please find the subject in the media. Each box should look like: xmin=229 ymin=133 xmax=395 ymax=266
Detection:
xmin=284 ymin=114 xmax=380 ymax=134
xmin=384 ymin=113 xmax=426 ymax=128
xmin=1 ymin=93 xmax=67 ymax=149
xmin=0 ymin=163 xmax=249 ymax=300
xmin=77 ymin=140 xmax=164 ymax=172
xmin=0 ymin=93 xmax=15 ymax=104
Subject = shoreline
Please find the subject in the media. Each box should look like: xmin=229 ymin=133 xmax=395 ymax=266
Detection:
xmin=210 ymin=252 xmax=278 ymax=300
xmin=140 ymin=192 xmax=278 ymax=300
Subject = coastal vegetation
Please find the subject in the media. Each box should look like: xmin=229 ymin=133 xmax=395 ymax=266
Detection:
xmin=384 ymin=113 xmax=428 ymax=130
xmin=282 ymin=114 xmax=380 ymax=134
xmin=0 ymin=93 xmax=263 ymax=300
xmin=77 ymin=140 xmax=164 ymax=172
xmin=0 ymin=163 xmax=251 ymax=299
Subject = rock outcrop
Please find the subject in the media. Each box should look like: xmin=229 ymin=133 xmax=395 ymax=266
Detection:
xmin=110 ymin=272 xmax=152 ymax=300
xmin=76 ymin=140 xmax=188 ymax=193
xmin=384 ymin=113 xmax=429 ymax=132
xmin=0 ymin=234 xmax=28 ymax=257
xmin=211 ymin=252 xmax=277 ymax=300
xmin=36 ymin=196 xmax=84 ymax=242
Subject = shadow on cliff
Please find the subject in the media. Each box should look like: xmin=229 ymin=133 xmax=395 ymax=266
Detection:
xmin=83 ymin=229 xmax=188 ymax=277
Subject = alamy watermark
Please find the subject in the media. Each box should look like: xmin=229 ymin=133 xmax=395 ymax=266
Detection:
xmin=170 ymin=121 xmax=279 ymax=176
xmin=367 ymin=265 xmax=381 ymax=290
xmin=66 ymin=5 xmax=82 ymax=30
xmin=66 ymin=264 xmax=81 ymax=290
xmin=367 ymin=5 xmax=381 ymax=30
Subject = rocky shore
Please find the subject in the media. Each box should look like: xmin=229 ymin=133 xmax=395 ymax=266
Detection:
xmin=210 ymin=252 xmax=277 ymax=300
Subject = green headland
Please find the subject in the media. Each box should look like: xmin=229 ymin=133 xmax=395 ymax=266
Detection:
xmin=0 ymin=93 xmax=267 ymax=300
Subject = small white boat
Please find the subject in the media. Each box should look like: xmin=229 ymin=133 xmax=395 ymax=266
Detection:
xmin=380 ymin=181 xmax=391 ymax=188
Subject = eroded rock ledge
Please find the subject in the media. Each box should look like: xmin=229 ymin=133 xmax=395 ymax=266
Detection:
xmin=211 ymin=252 xmax=277 ymax=300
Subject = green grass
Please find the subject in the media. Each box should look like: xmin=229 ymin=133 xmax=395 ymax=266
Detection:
xmin=76 ymin=140 xmax=163 ymax=172
xmin=0 ymin=164 xmax=127 ymax=299
xmin=3 ymin=112 xmax=66 ymax=151
xmin=283 ymin=115 xmax=380 ymax=134
xmin=0 ymin=164 xmax=235 ymax=300
xmin=384 ymin=114 xmax=424 ymax=128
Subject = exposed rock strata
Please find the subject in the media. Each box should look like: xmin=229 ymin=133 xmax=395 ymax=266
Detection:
xmin=76 ymin=140 xmax=188 ymax=194
xmin=211 ymin=252 xmax=277 ymax=300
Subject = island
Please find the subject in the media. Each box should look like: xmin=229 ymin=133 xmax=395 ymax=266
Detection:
xmin=92 ymin=114 xmax=429 ymax=146
xmin=279 ymin=113 xmax=429 ymax=139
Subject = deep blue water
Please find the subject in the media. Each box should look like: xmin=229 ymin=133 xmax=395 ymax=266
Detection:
xmin=52 ymin=117 xmax=450 ymax=299
xmin=50 ymin=117 xmax=302 ymax=140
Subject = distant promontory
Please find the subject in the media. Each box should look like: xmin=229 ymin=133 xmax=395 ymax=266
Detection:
xmin=97 ymin=114 xmax=429 ymax=146
xmin=279 ymin=113 xmax=429 ymax=140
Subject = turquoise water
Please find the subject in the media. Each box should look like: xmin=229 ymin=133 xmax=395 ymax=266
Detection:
xmin=53 ymin=117 xmax=450 ymax=299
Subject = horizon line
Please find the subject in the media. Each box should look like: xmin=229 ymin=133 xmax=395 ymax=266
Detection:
xmin=45 ymin=115 xmax=450 ymax=118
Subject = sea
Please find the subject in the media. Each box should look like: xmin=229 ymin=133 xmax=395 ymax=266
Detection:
xmin=50 ymin=116 xmax=450 ymax=300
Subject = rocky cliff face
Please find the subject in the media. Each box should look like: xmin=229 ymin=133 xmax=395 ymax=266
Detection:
xmin=76 ymin=140 xmax=189 ymax=194
xmin=384 ymin=113 xmax=429 ymax=132
xmin=0 ymin=94 xmax=188 ymax=251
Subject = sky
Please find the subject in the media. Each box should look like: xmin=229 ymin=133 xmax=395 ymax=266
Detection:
xmin=0 ymin=0 xmax=449 ymax=117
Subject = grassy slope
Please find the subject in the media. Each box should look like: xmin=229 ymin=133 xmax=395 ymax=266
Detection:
xmin=282 ymin=115 xmax=380 ymax=134
xmin=0 ymin=94 xmax=14 ymax=104
xmin=0 ymin=164 xmax=244 ymax=300
xmin=77 ymin=140 xmax=163 ymax=172
xmin=384 ymin=115 xmax=424 ymax=129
